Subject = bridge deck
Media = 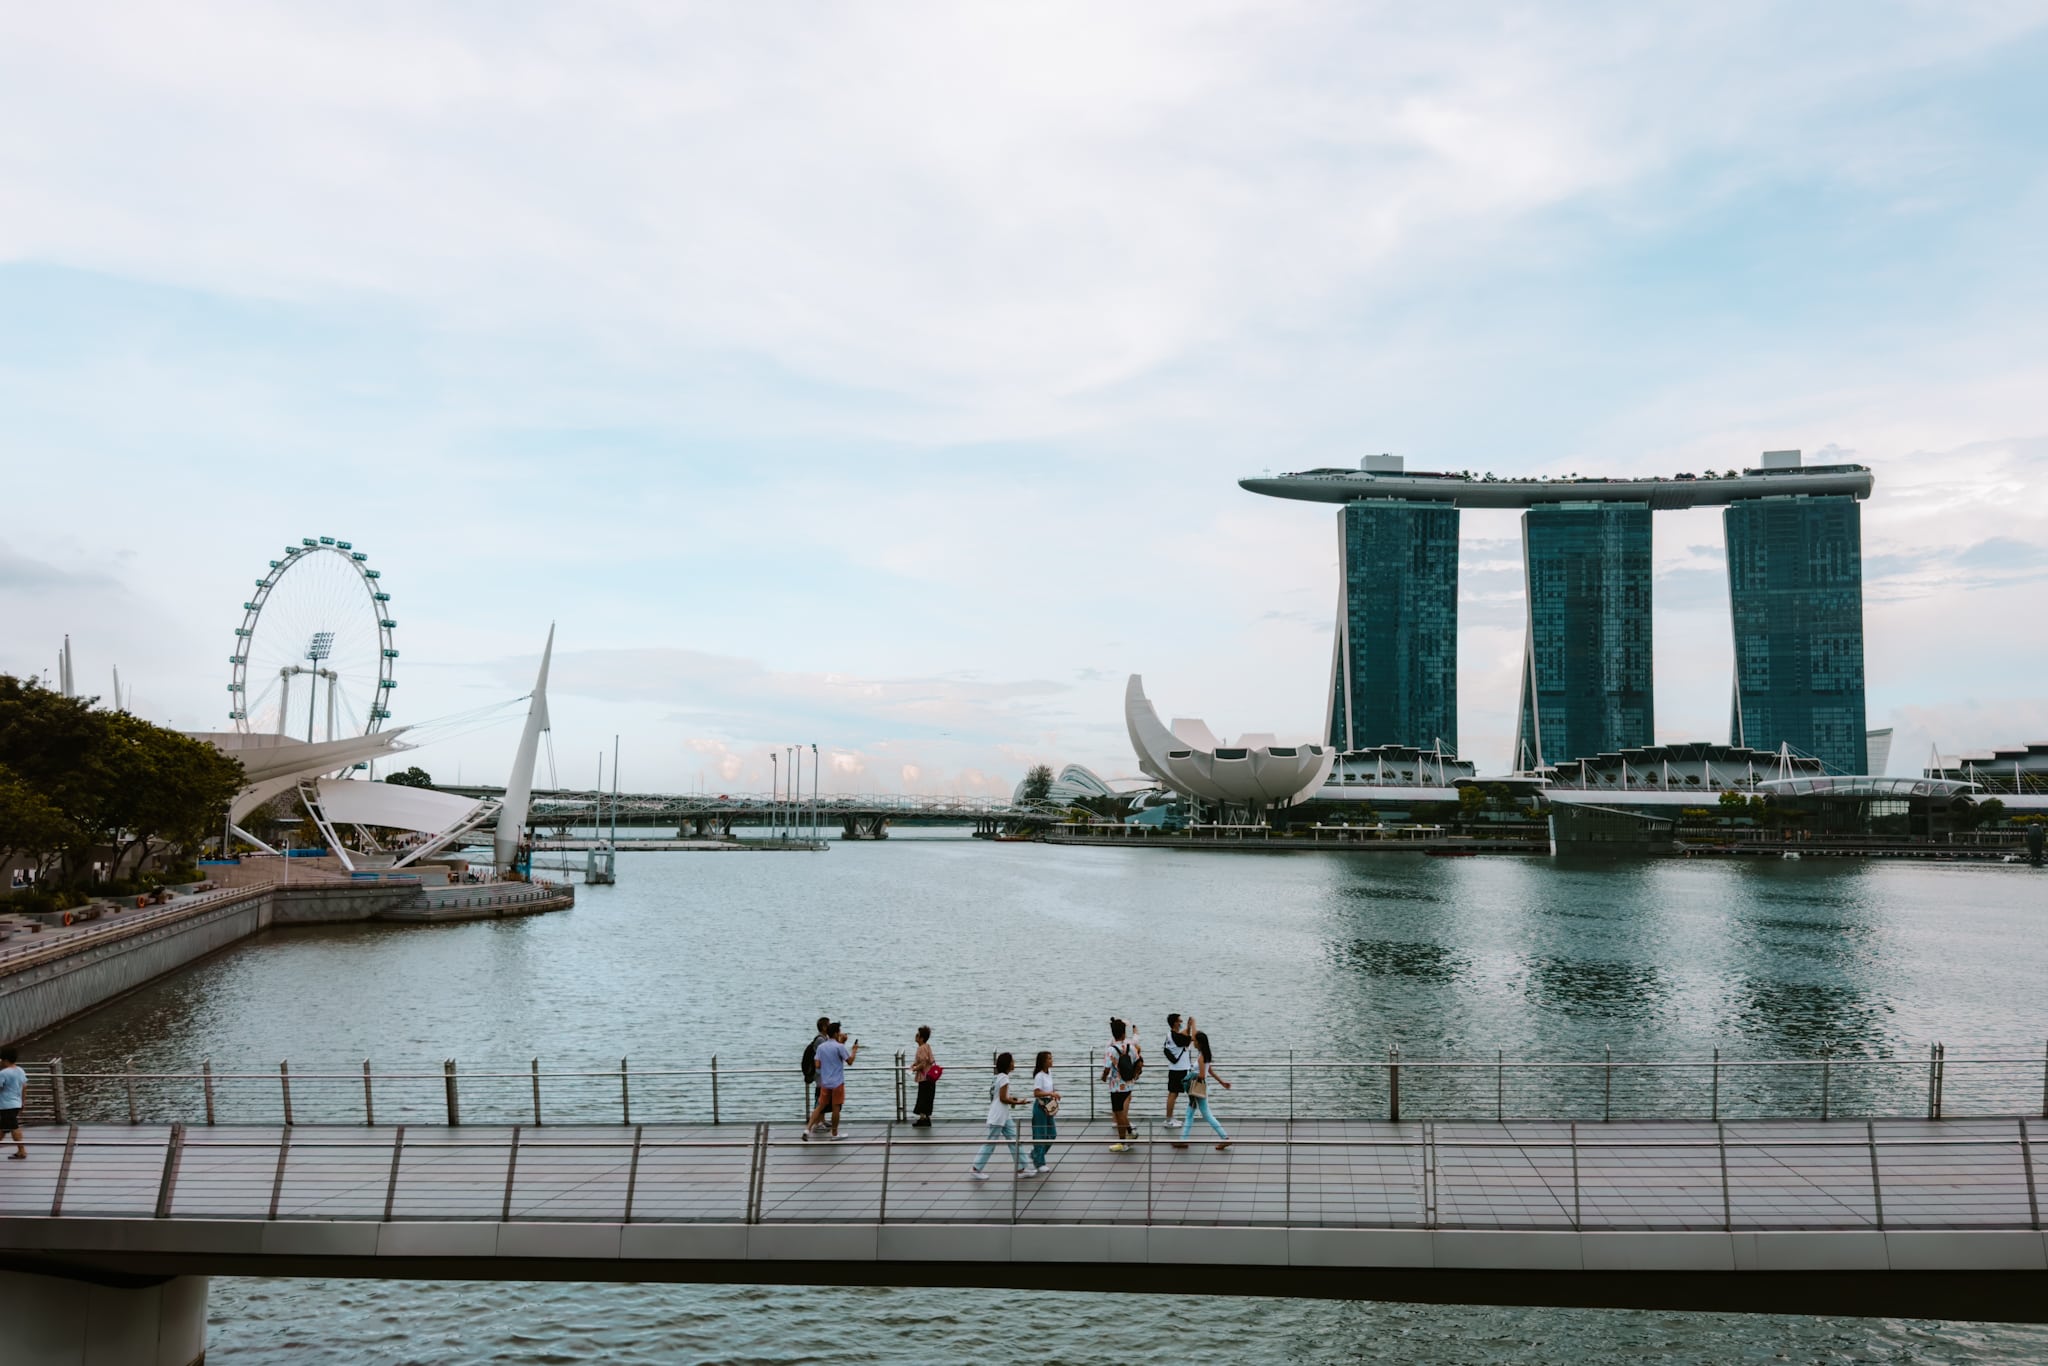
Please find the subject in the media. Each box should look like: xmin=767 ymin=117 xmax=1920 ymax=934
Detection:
xmin=3 ymin=1117 xmax=2040 ymax=1232
xmin=3 ymin=1117 xmax=2043 ymax=1321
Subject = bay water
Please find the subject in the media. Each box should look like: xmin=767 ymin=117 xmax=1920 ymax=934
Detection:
xmin=33 ymin=835 xmax=2048 ymax=1363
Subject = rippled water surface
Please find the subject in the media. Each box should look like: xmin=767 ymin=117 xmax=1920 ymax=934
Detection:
xmin=33 ymin=836 xmax=2048 ymax=1362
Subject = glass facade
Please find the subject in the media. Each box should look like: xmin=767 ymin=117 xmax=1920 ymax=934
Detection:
xmin=1514 ymin=502 xmax=1654 ymax=769
xmin=1725 ymin=495 xmax=1868 ymax=774
xmin=1328 ymin=500 xmax=1459 ymax=753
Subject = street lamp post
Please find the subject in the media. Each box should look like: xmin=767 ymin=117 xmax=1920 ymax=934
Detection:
xmin=769 ymin=751 xmax=778 ymax=843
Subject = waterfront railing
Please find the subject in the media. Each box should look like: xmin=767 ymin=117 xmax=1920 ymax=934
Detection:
xmin=7 ymin=1121 xmax=2043 ymax=1234
xmin=27 ymin=1043 xmax=2048 ymax=1130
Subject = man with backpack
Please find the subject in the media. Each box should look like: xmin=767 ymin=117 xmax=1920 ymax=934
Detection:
xmin=801 ymin=1015 xmax=831 ymax=1118
xmin=1099 ymin=1017 xmax=1142 ymax=1152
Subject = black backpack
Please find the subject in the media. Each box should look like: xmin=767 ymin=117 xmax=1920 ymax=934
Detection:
xmin=1115 ymin=1043 xmax=1143 ymax=1083
xmin=801 ymin=1037 xmax=821 ymax=1083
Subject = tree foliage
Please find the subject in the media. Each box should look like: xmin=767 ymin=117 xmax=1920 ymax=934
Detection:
xmin=386 ymin=766 xmax=435 ymax=789
xmin=1020 ymin=764 xmax=1054 ymax=803
xmin=0 ymin=675 xmax=244 ymax=887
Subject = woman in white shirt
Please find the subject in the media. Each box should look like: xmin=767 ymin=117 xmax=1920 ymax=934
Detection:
xmin=970 ymin=1052 xmax=1028 ymax=1180
xmin=1028 ymin=1050 xmax=1059 ymax=1176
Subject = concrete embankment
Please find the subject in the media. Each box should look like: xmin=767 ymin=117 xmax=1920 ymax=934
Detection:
xmin=0 ymin=879 xmax=572 ymax=1043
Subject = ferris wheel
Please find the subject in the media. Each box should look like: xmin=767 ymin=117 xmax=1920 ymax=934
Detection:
xmin=227 ymin=537 xmax=397 ymax=741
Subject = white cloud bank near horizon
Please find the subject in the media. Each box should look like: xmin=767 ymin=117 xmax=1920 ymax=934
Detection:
xmin=2 ymin=3 xmax=2044 ymax=791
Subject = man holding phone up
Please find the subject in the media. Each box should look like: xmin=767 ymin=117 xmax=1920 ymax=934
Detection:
xmin=803 ymin=1023 xmax=860 ymax=1141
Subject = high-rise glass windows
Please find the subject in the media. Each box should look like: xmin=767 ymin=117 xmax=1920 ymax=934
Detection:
xmin=1725 ymin=495 xmax=1868 ymax=774
xmin=1514 ymin=502 xmax=1654 ymax=768
xmin=1328 ymin=500 xmax=1459 ymax=753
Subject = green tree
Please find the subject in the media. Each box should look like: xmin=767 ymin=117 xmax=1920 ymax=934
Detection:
xmin=387 ymin=766 xmax=435 ymax=789
xmin=1020 ymin=764 xmax=1054 ymax=803
xmin=0 ymin=675 xmax=242 ymax=885
xmin=0 ymin=764 xmax=75 ymax=879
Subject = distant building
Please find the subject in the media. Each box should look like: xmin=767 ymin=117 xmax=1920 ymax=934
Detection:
xmin=1926 ymin=743 xmax=2048 ymax=796
xmin=1726 ymin=467 xmax=1869 ymax=774
xmin=1515 ymin=502 xmax=1654 ymax=768
xmin=1242 ymin=450 xmax=1876 ymax=774
xmin=1329 ymin=498 xmax=1459 ymax=753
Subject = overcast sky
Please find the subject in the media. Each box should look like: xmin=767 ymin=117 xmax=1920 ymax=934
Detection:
xmin=4 ymin=3 xmax=2045 ymax=795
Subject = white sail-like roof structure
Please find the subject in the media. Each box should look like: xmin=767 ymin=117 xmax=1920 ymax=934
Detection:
xmin=1124 ymin=675 xmax=1334 ymax=809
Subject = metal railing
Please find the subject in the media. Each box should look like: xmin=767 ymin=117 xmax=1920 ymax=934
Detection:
xmin=10 ymin=1120 xmax=2042 ymax=1234
xmin=29 ymin=1043 xmax=2048 ymax=1131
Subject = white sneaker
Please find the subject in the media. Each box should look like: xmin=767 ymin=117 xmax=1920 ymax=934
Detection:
xmin=1018 ymin=1166 xmax=1041 ymax=1178
xmin=969 ymin=1167 xmax=989 ymax=1181
xmin=1033 ymin=1165 xmax=1050 ymax=1177
xmin=829 ymin=1133 xmax=845 ymax=1142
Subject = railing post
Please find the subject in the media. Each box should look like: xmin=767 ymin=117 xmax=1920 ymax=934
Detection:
xmin=49 ymin=1059 xmax=67 ymax=1126
xmin=2041 ymin=1039 xmax=2047 ymax=1120
xmin=623 ymin=1124 xmax=645 ymax=1223
xmin=1927 ymin=1043 xmax=1939 ymax=1120
xmin=383 ymin=1127 xmax=406 ymax=1220
xmin=619 ymin=1058 xmax=633 ymax=1124
xmin=1145 ymin=1119 xmax=1155 ymax=1223
xmin=202 ymin=1059 xmax=216 ymax=1126
xmin=711 ymin=1055 xmax=720 ymax=1125
xmin=280 ymin=1060 xmax=294 ymax=1127
xmin=501 ymin=1126 xmax=522 ymax=1221
xmin=1288 ymin=1048 xmax=1296 ymax=1121
xmin=1603 ymin=1045 xmax=1612 ymax=1123
xmin=2020 ymin=1119 xmax=2039 ymax=1232
xmin=1711 ymin=1048 xmax=1720 ymax=1122
xmin=1089 ymin=1063 xmax=1096 ymax=1122
xmin=1867 ymin=1119 xmax=1885 ymax=1228
xmin=1569 ymin=1121 xmax=1581 ymax=1230
xmin=1934 ymin=1042 xmax=1945 ymax=1120
xmin=879 ymin=1122 xmax=894 ymax=1225
xmin=444 ymin=1059 xmax=461 ymax=1126
xmin=154 ymin=1123 xmax=186 ymax=1219
xmin=362 ymin=1059 xmax=374 ymax=1127
xmin=531 ymin=1057 xmax=543 ymax=1127
xmin=1388 ymin=1046 xmax=1400 ymax=1123
xmin=125 ymin=1058 xmax=139 ymax=1126
xmin=1497 ymin=1050 xmax=1504 ymax=1122
xmin=1717 ymin=1120 xmax=1731 ymax=1231
xmin=1820 ymin=1043 xmax=1831 ymax=1122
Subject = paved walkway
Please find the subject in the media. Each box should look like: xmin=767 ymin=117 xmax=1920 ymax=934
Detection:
xmin=2 ymin=1117 xmax=2039 ymax=1231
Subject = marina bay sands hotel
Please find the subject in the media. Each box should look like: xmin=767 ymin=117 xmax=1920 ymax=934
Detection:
xmin=1241 ymin=451 xmax=1874 ymax=775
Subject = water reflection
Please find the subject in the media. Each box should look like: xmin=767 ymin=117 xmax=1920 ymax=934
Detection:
xmin=1729 ymin=978 xmax=1893 ymax=1055
xmin=1329 ymin=937 xmax=1468 ymax=984
xmin=1519 ymin=955 xmax=1671 ymax=1020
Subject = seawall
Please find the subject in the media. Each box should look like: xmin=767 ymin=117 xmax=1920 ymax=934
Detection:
xmin=0 ymin=879 xmax=573 ymax=1044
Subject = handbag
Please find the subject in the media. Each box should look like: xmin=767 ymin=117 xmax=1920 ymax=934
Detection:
xmin=1186 ymin=1074 xmax=1208 ymax=1099
xmin=1039 ymin=1093 xmax=1061 ymax=1118
xmin=924 ymin=1065 xmax=943 ymax=1081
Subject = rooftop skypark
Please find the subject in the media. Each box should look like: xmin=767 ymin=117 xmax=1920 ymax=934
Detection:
xmin=1239 ymin=452 xmax=1874 ymax=509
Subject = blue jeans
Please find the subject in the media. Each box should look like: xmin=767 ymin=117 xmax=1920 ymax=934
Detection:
xmin=1180 ymin=1095 xmax=1228 ymax=1142
xmin=974 ymin=1120 xmax=1020 ymax=1171
xmin=1030 ymin=1102 xmax=1057 ymax=1169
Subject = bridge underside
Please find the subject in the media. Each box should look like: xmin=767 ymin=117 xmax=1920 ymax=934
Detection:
xmin=5 ymin=1225 xmax=2045 ymax=1323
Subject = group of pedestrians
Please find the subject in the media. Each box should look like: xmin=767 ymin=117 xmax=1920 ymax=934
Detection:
xmin=801 ymin=1010 xmax=1232 ymax=1182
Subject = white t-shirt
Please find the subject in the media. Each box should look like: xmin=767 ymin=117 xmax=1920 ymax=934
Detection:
xmin=1033 ymin=1070 xmax=1053 ymax=1100
xmin=1102 ymin=1041 xmax=1136 ymax=1093
xmin=986 ymin=1073 xmax=1013 ymax=1125
xmin=1163 ymin=1034 xmax=1190 ymax=1074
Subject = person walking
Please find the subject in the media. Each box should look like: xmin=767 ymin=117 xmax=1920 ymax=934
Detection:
xmin=1178 ymin=1030 xmax=1232 ymax=1150
xmin=1100 ymin=1018 xmax=1142 ymax=1152
xmin=1028 ymin=1050 xmax=1060 ymax=1175
xmin=969 ymin=1052 xmax=1028 ymax=1180
xmin=1162 ymin=1012 xmax=1195 ymax=1127
xmin=909 ymin=1025 xmax=939 ymax=1127
xmin=0 ymin=1047 xmax=23 ymax=1160
xmin=802 ymin=1023 xmax=860 ymax=1141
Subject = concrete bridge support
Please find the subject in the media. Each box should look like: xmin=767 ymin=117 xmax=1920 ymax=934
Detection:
xmin=0 ymin=1268 xmax=207 ymax=1365
xmin=841 ymin=815 xmax=890 ymax=840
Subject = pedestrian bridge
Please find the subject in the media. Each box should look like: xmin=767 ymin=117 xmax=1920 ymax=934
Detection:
xmin=3 ymin=1116 xmax=2044 ymax=1323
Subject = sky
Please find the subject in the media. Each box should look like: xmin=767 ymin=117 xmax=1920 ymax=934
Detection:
xmin=3 ymin=2 xmax=2046 ymax=796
